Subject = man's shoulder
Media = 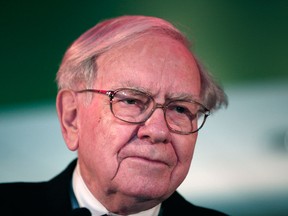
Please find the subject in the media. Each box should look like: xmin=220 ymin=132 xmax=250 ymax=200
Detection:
xmin=0 ymin=181 xmax=47 ymax=195
xmin=161 ymin=191 xmax=228 ymax=215
xmin=0 ymin=160 xmax=77 ymax=215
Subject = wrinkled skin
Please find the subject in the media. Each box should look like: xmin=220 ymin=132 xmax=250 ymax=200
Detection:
xmin=57 ymin=34 xmax=201 ymax=214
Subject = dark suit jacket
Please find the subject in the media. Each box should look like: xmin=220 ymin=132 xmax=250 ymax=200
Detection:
xmin=0 ymin=159 xmax=227 ymax=215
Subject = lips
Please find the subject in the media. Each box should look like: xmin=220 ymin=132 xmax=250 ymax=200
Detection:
xmin=117 ymin=143 xmax=176 ymax=168
xmin=125 ymin=155 xmax=168 ymax=166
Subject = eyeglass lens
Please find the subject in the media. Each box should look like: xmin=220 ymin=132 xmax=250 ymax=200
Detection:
xmin=110 ymin=89 xmax=207 ymax=134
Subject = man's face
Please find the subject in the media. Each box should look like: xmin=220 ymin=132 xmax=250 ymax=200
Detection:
xmin=76 ymin=34 xmax=201 ymax=202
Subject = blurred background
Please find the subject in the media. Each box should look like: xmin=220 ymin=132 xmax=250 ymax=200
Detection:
xmin=0 ymin=0 xmax=287 ymax=215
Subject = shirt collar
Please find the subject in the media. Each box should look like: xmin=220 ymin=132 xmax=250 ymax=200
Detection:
xmin=72 ymin=161 xmax=161 ymax=216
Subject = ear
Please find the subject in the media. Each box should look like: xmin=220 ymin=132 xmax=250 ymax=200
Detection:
xmin=56 ymin=89 xmax=79 ymax=151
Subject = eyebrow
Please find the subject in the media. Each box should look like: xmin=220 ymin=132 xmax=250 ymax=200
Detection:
xmin=166 ymin=92 xmax=200 ymax=102
xmin=115 ymin=81 xmax=200 ymax=101
xmin=118 ymin=82 xmax=153 ymax=94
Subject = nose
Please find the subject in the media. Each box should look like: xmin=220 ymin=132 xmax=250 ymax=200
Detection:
xmin=137 ymin=106 xmax=171 ymax=144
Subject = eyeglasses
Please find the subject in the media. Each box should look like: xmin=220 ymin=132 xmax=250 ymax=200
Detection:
xmin=76 ymin=88 xmax=210 ymax=135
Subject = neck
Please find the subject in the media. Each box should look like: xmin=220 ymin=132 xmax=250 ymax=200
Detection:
xmin=99 ymin=191 xmax=162 ymax=215
xmin=73 ymin=162 xmax=162 ymax=215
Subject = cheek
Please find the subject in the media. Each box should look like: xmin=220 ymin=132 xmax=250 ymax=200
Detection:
xmin=78 ymin=105 xmax=138 ymax=175
xmin=77 ymin=103 xmax=111 ymax=164
xmin=174 ymin=134 xmax=197 ymax=164
xmin=79 ymin=109 xmax=115 ymax=159
xmin=169 ymin=134 xmax=197 ymax=188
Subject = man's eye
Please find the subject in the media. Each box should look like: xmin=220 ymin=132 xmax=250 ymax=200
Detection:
xmin=171 ymin=105 xmax=190 ymax=114
xmin=175 ymin=106 xmax=186 ymax=113
xmin=123 ymin=98 xmax=138 ymax=105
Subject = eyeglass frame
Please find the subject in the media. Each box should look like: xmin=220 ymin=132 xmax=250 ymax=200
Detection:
xmin=75 ymin=88 xmax=210 ymax=135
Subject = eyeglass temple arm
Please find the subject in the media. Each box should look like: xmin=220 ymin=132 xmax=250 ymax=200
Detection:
xmin=76 ymin=89 xmax=114 ymax=97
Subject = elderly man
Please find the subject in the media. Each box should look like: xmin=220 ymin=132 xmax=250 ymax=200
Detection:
xmin=0 ymin=15 xmax=228 ymax=215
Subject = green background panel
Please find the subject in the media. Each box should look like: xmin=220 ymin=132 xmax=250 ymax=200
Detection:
xmin=1 ymin=0 xmax=287 ymax=107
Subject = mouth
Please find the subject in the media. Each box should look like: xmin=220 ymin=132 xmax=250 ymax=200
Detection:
xmin=130 ymin=156 xmax=166 ymax=164
xmin=123 ymin=156 xmax=169 ymax=168
xmin=112 ymin=148 xmax=174 ymax=180
xmin=115 ymin=141 xmax=176 ymax=174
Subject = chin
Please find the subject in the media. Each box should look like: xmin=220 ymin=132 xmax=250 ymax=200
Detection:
xmin=123 ymin=181 xmax=173 ymax=201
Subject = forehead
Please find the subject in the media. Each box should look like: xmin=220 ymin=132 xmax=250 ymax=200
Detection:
xmin=95 ymin=34 xmax=200 ymax=97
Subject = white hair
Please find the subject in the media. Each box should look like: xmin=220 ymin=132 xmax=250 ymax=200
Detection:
xmin=56 ymin=15 xmax=227 ymax=110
